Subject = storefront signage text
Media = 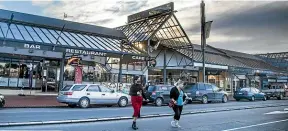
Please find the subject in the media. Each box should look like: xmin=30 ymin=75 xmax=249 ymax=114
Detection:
xmin=132 ymin=56 xmax=146 ymax=60
xmin=24 ymin=44 xmax=41 ymax=49
xmin=66 ymin=49 xmax=107 ymax=57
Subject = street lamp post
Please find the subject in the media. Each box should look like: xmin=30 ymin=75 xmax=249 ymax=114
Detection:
xmin=201 ymin=0 xmax=206 ymax=83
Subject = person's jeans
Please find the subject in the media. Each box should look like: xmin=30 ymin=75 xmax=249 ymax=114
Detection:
xmin=131 ymin=96 xmax=143 ymax=117
xmin=173 ymin=105 xmax=183 ymax=120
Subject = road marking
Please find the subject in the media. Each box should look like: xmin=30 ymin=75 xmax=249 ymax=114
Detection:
xmin=265 ymin=111 xmax=288 ymax=115
xmin=222 ymin=119 xmax=288 ymax=131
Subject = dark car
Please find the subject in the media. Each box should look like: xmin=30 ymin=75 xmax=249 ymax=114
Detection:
xmin=184 ymin=82 xmax=229 ymax=104
xmin=234 ymin=87 xmax=267 ymax=101
xmin=0 ymin=94 xmax=5 ymax=108
xmin=144 ymin=85 xmax=178 ymax=106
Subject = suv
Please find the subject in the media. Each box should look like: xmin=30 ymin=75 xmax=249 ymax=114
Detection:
xmin=144 ymin=85 xmax=174 ymax=106
xmin=0 ymin=94 xmax=5 ymax=108
xmin=184 ymin=83 xmax=229 ymax=104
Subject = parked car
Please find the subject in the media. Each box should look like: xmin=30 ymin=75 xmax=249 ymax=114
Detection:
xmin=57 ymin=84 xmax=131 ymax=108
xmin=262 ymin=85 xmax=288 ymax=100
xmin=0 ymin=94 xmax=5 ymax=108
xmin=184 ymin=82 xmax=229 ymax=104
xmin=234 ymin=87 xmax=266 ymax=101
xmin=143 ymin=85 xmax=190 ymax=106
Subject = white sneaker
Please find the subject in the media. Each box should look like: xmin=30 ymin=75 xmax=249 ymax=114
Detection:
xmin=171 ymin=120 xmax=176 ymax=127
xmin=175 ymin=121 xmax=181 ymax=128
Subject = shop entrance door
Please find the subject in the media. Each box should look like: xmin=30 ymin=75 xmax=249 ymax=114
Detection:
xmin=45 ymin=67 xmax=58 ymax=92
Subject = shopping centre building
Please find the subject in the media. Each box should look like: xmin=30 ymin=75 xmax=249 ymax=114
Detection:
xmin=0 ymin=2 xmax=287 ymax=95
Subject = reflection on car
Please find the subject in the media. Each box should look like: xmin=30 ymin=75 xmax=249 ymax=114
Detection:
xmin=57 ymin=84 xmax=131 ymax=108
xmin=234 ymin=87 xmax=267 ymax=101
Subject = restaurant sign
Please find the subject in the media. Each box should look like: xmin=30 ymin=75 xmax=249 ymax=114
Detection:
xmin=65 ymin=49 xmax=107 ymax=57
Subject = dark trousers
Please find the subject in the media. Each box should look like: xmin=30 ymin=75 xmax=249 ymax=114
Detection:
xmin=173 ymin=105 xmax=183 ymax=120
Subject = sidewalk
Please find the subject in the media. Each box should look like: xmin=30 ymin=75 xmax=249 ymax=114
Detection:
xmin=4 ymin=95 xmax=66 ymax=108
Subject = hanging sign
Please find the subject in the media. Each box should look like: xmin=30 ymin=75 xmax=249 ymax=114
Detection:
xmin=75 ymin=66 xmax=83 ymax=84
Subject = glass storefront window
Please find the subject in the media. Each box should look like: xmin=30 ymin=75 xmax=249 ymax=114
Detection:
xmin=0 ymin=60 xmax=10 ymax=77
xmin=64 ymin=65 xmax=75 ymax=81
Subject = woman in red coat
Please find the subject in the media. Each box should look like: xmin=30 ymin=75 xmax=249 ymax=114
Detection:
xmin=129 ymin=76 xmax=148 ymax=130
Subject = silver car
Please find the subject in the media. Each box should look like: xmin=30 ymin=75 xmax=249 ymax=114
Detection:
xmin=57 ymin=84 xmax=131 ymax=108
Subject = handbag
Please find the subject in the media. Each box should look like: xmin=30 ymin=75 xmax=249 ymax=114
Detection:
xmin=168 ymin=100 xmax=175 ymax=108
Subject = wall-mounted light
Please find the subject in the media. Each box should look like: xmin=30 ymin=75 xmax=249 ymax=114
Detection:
xmin=28 ymin=49 xmax=34 ymax=53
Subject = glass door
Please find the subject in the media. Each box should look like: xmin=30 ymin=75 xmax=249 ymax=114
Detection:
xmin=43 ymin=67 xmax=58 ymax=92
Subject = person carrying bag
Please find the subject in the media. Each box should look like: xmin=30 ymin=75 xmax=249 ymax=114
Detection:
xmin=169 ymin=79 xmax=186 ymax=128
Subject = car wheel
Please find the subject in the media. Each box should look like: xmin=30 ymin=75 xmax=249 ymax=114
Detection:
xmin=0 ymin=102 xmax=4 ymax=108
xmin=79 ymin=97 xmax=90 ymax=108
xmin=202 ymin=95 xmax=208 ymax=104
xmin=263 ymin=96 xmax=267 ymax=101
xmin=155 ymin=98 xmax=163 ymax=107
xmin=68 ymin=104 xmax=77 ymax=108
xmin=118 ymin=97 xmax=128 ymax=107
xmin=142 ymin=101 xmax=148 ymax=105
xmin=250 ymin=96 xmax=255 ymax=101
xmin=267 ymin=96 xmax=271 ymax=100
xmin=222 ymin=95 xmax=228 ymax=103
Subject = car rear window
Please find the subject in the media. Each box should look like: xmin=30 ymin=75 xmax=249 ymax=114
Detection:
xmin=61 ymin=85 xmax=72 ymax=91
xmin=184 ymin=84 xmax=197 ymax=91
xmin=148 ymin=86 xmax=156 ymax=92
xmin=72 ymin=85 xmax=87 ymax=91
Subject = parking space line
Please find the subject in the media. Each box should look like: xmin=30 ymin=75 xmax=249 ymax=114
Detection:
xmin=222 ymin=119 xmax=288 ymax=131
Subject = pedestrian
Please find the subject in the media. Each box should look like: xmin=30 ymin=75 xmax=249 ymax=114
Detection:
xmin=170 ymin=79 xmax=186 ymax=128
xmin=129 ymin=76 xmax=148 ymax=130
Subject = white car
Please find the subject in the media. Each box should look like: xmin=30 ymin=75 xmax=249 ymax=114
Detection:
xmin=57 ymin=84 xmax=131 ymax=108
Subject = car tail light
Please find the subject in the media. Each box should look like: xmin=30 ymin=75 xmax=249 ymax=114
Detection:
xmin=64 ymin=92 xmax=73 ymax=95
xmin=152 ymin=91 xmax=156 ymax=96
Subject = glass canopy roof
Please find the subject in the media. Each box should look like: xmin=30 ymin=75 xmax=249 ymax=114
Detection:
xmin=0 ymin=21 xmax=143 ymax=56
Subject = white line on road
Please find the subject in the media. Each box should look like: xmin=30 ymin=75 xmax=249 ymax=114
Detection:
xmin=222 ymin=119 xmax=288 ymax=131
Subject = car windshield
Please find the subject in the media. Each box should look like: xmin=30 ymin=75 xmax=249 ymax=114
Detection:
xmin=61 ymin=85 xmax=72 ymax=91
xmin=72 ymin=85 xmax=87 ymax=91
xmin=147 ymin=86 xmax=156 ymax=92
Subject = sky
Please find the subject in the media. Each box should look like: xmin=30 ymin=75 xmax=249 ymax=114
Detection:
xmin=0 ymin=0 xmax=287 ymax=54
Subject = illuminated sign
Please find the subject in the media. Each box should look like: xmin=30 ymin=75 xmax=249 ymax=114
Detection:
xmin=128 ymin=2 xmax=174 ymax=23
xmin=66 ymin=49 xmax=107 ymax=57
xmin=67 ymin=56 xmax=81 ymax=66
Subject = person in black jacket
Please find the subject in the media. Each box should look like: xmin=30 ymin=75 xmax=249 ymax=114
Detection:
xmin=170 ymin=79 xmax=186 ymax=128
xmin=129 ymin=76 xmax=148 ymax=130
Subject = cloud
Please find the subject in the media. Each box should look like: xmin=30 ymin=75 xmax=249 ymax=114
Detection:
xmin=32 ymin=0 xmax=288 ymax=54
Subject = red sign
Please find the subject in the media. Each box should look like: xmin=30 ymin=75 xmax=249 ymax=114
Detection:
xmin=75 ymin=66 xmax=83 ymax=84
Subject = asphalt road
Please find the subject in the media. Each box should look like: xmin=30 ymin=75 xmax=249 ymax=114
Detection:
xmin=0 ymin=99 xmax=287 ymax=124
xmin=1 ymin=106 xmax=287 ymax=131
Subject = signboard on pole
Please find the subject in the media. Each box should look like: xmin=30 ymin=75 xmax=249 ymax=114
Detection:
xmin=205 ymin=21 xmax=213 ymax=39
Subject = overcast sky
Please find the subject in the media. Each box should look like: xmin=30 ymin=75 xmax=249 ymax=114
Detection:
xmin=0 ymin=0 xmax=287 ymax=54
